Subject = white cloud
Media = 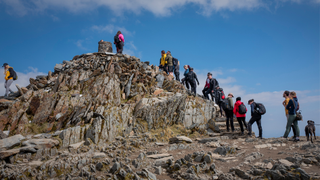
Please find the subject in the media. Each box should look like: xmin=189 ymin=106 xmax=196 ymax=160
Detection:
xmin=91 ymin=24 xmax=133 ymax=36
xmin=50 ymin=15 xmax=60 ymax=22
xmin=1 ymin=0 xmax=267 ymax=17
xmin=0 ymin=67 xmax=46 ymax=95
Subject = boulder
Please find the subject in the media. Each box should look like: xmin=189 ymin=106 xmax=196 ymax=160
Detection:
xmin=0 ymin=148 xmax=20 ymax=159
xmin=0 ymin=134 xmax=25 ymax=151
xmin=22 ymin=138 xmax=59 ymax=149
xmin=169 ymin=136 xmax=192 ymax=144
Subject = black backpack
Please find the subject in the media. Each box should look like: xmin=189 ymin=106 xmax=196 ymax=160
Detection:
xmin=221 ymin=98 xmax=232 ymax=111
xmin=172 ymin=57 xmax=178 ymax=67
xmin=254 ymin=103 xmax=266 ymax=115
xmin=238 ymin=103 xmax=247 ymax=114
xmin=12 ymin=70 xmax=17 ymax=80
xmin=114 ymin=35 xmax=120 ymax=44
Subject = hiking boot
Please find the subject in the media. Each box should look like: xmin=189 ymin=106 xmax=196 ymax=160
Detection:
xmin=9 ymin=90 xmax=14 ymax=94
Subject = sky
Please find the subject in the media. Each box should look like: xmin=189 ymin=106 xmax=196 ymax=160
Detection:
xmin=0 ymin=0 xmax=319 ymax=138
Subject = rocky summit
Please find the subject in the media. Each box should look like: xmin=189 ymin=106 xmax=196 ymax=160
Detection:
xmin=0 ymin=42 xmax=319 ymax=179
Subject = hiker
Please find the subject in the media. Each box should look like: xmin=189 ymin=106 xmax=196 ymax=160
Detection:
xmin=3 ymin=63 xmax=14 ymax=97
xmin=247 ymin=99 xmax=262 ymax=138
xmin=173 ymin=57 xmax=180 ymax=81
xmin=225 ymin=93 xmax=234 ymax=132
xmin=187 ymin=67 xmax=199 ymax=95
xmin=233 ymin=97 xmax=248 ymax=135
xmin=166 ymin=51 xmax=174 ymax=76
xmin=215 ymin=86 xmax=225 ymax=117
xmin=282 ymin=90 xmax=297 ymax=139
xmin=159 ymin=50 xmax=167 ymax=73
xmin=114 ymin=31 xmax=124 ymax=54
xmin=202 ymin=73 xmax=214 ymax=101
xmin=181 ymin=65 xmax=190 ymax=90
xmin=283 ymin=91 xmax=300 ymax=141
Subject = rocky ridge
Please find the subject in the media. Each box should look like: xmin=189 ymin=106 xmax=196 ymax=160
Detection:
xmin=0 ymin=42 xmax=319 ymax=179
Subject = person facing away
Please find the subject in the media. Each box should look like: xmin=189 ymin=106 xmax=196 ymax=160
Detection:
xmin=282 ymin=90 xmax=297 ymax=140
xmin=233 ymin=97 xmax=247 ymax=135
xmin=173 ymin=57 xmax=180 ymax=81
xmin=225 ymin=93 xmax=235 ymax=132
xmin=283 ymin=91 xmax=300 ymax=141
xmin=117 ymin=31 xmax=125 ymax=54
xmin=187 ymin=67 xmax=199 ymax=95
xmin=247 ymin=99 xmax=263 ymax=139
xmin=215 ymin=86 xmax=224 ymax=117
xmin=159 ymin=50 xmax=167 ymax=73
xmin=202 ymin=72 xmax=214 ymax=101
xmin=3 ymin=63 xmax=14 ymax=97
xmin=166 ymin=51 xmax=174 ymax=76
xmin=181 ymin=65 xmax=190 ymax=90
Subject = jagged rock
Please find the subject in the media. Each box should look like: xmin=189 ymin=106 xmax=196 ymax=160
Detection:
xmin=54 ymin=64 xmax=63 ymax=72
xmin=93 ymin=152 xmax=106 ymax=159
xmin=96 ymin=162 xmax=103 ymax=171
xmin=142 ymin=169 xmax=157 ymax=180
xmin=68 ymin=141 xmax=85 ymax=149
xmin=156 ymin=74 xmax=164 ymax=88
xmin=22 ymin=139 xmax=59 ymax=149
xmin=154 ymin=166 xmax=162 ymax=175
xmin=110 ymin=162 xmax=120 ymax=174
xmin=0 ymin=130 xmax=7 ymax=139
xmin=155 ymin=156 xmax=174 ymax=167
xmin=0 ymin=148 xmax=20 ymax=159
xmin=0 ymin=134 xmax=25 ymax=151
xmin=169 ymin=136 xmax=192 ymax=144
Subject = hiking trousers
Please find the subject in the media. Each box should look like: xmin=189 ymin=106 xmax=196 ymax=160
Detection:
xmin=174 ymin=71 xmax=180 ymax=81
xmin=226 ymin=110 xmax=234 ymax=132
xmin=117 ymin=41 xmax=124 ymax=54
xmin=237 ymin=117 xmax=247 ymax=133
xmin=203 ymin=87 xmax=214 ymax=101
xmin=4 ymin=79 xmax=13 ymax=96
xmin=248 ymin=115 xmax=262 ymax=138
xmin=182 ymin=78 xmax=190 ymax=90
xmin=189 ymin=80 xmax=197 ymax=95
xmin=284 ymin=114 xmax=299 ymax=138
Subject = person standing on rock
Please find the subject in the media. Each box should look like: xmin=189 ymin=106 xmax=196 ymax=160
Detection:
xmin=3 ymin=63 xmax=14 ymax=97
xmin=159 ymin=50 xmax=167 ymax=73
xmin=115 ymin=31 xmax=124 ymax=54
xmin=247 ymin=99 xmax=262 ymax=138
xmin=283 ymin=91 xmax=300 ymax=141
xmin=187 ymin=67 xmax=199 ymax=95
xmin=166 ymin=51 xmax=174 ymax=76
xmin=233 ymin=97 xmax=247 ymax=135
xmin=181 ymin=65 xmax=190 ymax=90
xmin=282 ymin=90 xmax=297 ymax=140
xmin=173 ymin=57 xmax=180 ymax=81
xmin=203 ymin=73 xmax=214 ymax=101
xmin=226 ymin=93 xmax=235 ymax=132
xmin=215 ymin=86 xmax=225 ymax=117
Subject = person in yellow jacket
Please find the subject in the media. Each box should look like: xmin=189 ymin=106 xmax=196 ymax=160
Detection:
xmin=159 ymin=50 xmax=168 ymax=73
xmin=3 ymin=63 xmax=14 ymax=97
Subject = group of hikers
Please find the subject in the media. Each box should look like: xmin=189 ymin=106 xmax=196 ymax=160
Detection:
xmin=158 ymin=51 xmax=303 ymax=140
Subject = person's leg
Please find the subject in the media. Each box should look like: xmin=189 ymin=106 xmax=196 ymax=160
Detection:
xmin=247 ymin=117 xmax=256 ymax=136
xmin=242 ymin=117 xmax=247 ymax=130
xmin=293 ymin=118 xmax=300 ymax=140
xmin=185 ymin=80 xmax=190 ymax=90
xmin=5 ymin=79 xmax=13 ymax=96
xmin=210 ymin=91 xmax=214 ymax=101
xmin=175 ymin=72 xmax=180 ymax=81
xmin=218 ymin=102 xmax=223 ymax=116
xmin=230 ymin=111 xmax=235 ymax=132
xmin=4 ymin=81 xmax=8 ymax=96
xmin=118 ymin=42 xmax=124 ymax=54
xmin=226 ymin=112 xmax=230 ymax=131
xmin=283 ymin=115 xmax=295 ymax=138
xmin=237 ymin=117 xmax=244 ymax=134
xmin=190 ymin=81 xmax=196 ymax=94
xmin=256 ymin=117 xmax=262 ymax=138
xmin=291 ymin=124 xmax=297 ymax=139
xmin=202 ymin=87 xmax=208 ymax=97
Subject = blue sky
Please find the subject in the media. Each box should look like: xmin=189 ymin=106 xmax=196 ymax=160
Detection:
xmin=0 ymin=0 xmax=319 ymax=138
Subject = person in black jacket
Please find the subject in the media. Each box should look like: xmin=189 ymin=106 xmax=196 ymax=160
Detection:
xmin=204 ymin=75 xmax=219 ymax=101
xmin=173 ymin=57 xmax=180 ymax=81
xmin=215 ymin=86 xmax=224 ymax=117
xmin=203 ymin=73 xmax=214 ymax=101
xmin=248 ymin=99 xmax=262 ymax=138
xmin=187 ymin=68 xmax=199 ymax=95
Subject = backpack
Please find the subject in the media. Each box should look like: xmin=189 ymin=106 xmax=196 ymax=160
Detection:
xmin=172 ymin=57 xmax=178 ymax=67
xmin=254 ymin=103 xmax=266 ymax=115
xmin=220 ymin=90 xmax=225 ymax=100
xmin=12 ymin=70 xmax=17 ymax=80
xmin=114 ymin=35 xmax=120 ymax=44
xmin=238 ymin=103 xmax=247 ymax=114
xmin=221 ymin=98 xmax=232 ymax=111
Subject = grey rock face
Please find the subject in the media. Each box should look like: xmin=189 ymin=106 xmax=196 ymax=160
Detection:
xmin=0 ymin=134 xmax=25 ymax=151
xmin=54 ymin=64 xmax=63 ymax=72
xmin=110 ymin=162 xmax=120 ymax=174
xmin=156 ymin=74 xmax=164 ymax=88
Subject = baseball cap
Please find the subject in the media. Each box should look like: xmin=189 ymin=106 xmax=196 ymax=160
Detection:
xmin=2 ymin=63 xmax=8 ymax=67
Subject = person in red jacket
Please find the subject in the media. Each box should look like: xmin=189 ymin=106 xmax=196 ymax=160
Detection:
xmin=233 ymin=97 xmax=248 ymax=135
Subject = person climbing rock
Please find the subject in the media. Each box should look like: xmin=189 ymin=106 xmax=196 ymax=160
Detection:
xmin=181 ymin=65 xmax=190 ymax=90
xmin=233 ymin=97 xmax=247 ymax=135
xmin=3 ymin=63 xmax=14 ymax=97
xmin=202 ymin=73 xmax=214 ymax=101
xmin=187 ymin=67 xmax=199 ymax=95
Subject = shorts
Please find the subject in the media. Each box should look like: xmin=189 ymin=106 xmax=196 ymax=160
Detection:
xmin=168 ymin=66 xmax=174 ymax=72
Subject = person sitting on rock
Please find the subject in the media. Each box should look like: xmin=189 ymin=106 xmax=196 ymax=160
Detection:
xmin=166 ymin=51 xmax=174 ymax=76
xmin=203 ymin=72 xmax=214 ymax=101
xmin=3 ymin=63 xmax=14 ymax=97
xmin=159 ymin=50 xmax=167 ymax=73
xmin=233 ymin=97 xmax=248 ymax=135
xmin=248 ymin=99 xmax=262 ymax=139
xmin=187 ymin=67 xmax=199 ymax=95
xmin=181 ymin=65 xmax=190 ymax=90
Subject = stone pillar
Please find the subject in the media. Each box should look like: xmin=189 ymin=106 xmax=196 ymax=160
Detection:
xmin=98 ymin=40 xmax=113 ymax=53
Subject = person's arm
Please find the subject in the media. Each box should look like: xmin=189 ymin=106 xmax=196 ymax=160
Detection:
xmin=282 ymin=100 xmax=286 ymax=106
xmin=229 ymin=98 xmax=234 ymax=109
xmin=194 ymin=73 xmax=199 ymax=85
xmin=297 ymin=102 xmax=300 ymax=111
xmin=119 ymin=34 xmax=124 ymax=42
xmin=8 ymin=69 xmax=14 ymax=79
xmin=233 ymin=103 xmax=237 ymax=114
xmin=251 ymin=103 xmax=255 ymax=116
xmin=5 ymin=70 xmax=9 ymax=81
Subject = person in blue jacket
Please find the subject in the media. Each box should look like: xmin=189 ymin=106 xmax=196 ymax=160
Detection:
xmin=283 ymin=91 xmax=300 ymax=141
